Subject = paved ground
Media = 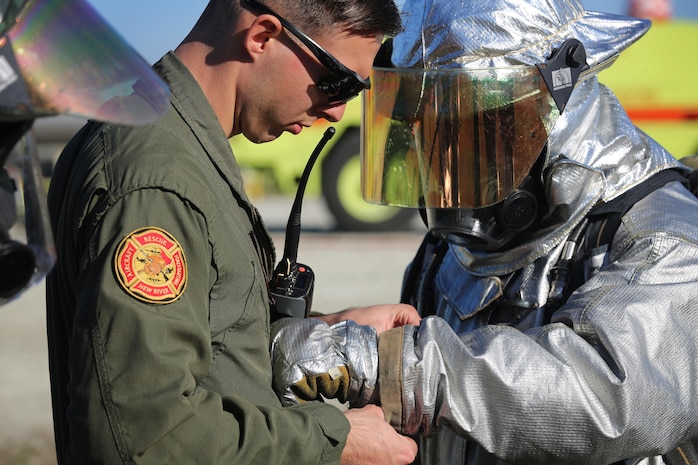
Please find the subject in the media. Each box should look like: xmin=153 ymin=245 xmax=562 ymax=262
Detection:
xmin=0 ymin=195 xmax=426 ymax=464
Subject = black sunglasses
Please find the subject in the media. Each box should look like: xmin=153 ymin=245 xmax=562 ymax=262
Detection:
xmin=243 ymin=0 xmax=370 ymax=104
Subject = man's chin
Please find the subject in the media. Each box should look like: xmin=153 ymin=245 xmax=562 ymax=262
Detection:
xmin=245 ymin=125 xmax=294 ymax=143
xmin=247 ymin=132 xmax=278 ymax=144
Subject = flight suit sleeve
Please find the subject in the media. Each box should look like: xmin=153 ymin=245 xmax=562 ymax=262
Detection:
xmin=67 ymin=188 xmax=349 ymax=465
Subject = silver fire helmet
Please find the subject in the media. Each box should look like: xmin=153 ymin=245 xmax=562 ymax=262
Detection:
xmin=361 ymin=0 xmax=650 ymax=249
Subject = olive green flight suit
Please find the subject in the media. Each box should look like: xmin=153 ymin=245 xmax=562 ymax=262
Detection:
xmin=46 ymin=52 xmax=349 ymax=465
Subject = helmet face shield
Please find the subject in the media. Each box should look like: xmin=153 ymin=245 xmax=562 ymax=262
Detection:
xmin=362 ymin=66 xmax=560 ymax=209
xmin=0 ymin=0 xmax=169 ymax=125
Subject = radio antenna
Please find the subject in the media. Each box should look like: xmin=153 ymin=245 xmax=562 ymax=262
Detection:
xmin=269 ymin=126 xmax=336 ymax=319
xmin=280 ymin=126 xmax=336 ymax=263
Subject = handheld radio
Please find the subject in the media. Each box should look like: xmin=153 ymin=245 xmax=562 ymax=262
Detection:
xmin=269 ymin=127 xmax=336 ymax=320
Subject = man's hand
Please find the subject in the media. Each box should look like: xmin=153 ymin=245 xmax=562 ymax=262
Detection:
xmin=316 ymin=303 xmax=420 ymax=334
xmin=341 ymin=405 xmax=417 ymax=465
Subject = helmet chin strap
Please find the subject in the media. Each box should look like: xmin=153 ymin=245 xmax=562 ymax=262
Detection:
xmin=426 ymin=148 xmax=548 ymax=251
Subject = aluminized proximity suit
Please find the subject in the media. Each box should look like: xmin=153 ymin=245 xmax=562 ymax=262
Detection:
xmin=270 ymin=0 xmax=698 ymax=463
xmin=376 ymin=81 xmax=698 ymax=465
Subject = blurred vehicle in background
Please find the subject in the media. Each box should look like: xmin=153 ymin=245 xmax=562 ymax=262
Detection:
xmin=597 ymin=18 xmax=698 ymax=158
xmin=229 ymin=98 xmax=416 ymax=231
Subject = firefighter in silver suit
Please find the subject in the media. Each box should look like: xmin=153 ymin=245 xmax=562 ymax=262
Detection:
xmin=270 ymin=0 xmax=698 ymax=463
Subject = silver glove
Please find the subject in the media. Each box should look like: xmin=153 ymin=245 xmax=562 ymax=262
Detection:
xmin=270 ymin=318 xmax=378 ymax=407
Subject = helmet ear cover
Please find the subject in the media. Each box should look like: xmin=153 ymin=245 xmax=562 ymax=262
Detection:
xmin=536 ymin=38 xmax=588 ymax=114
xmin=426 ymin=148 xmax=547 ymax=251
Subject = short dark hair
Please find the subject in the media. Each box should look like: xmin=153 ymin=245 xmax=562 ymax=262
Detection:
xmin=265 ymin=0 xmax=402 ymax=37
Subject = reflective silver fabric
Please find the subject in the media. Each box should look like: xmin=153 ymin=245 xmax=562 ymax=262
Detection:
xmin=270 ymin=318 xmax=379 ymax=407
xmin=376 ymin=0 xmax=698 ymax=463
xmin=393 ymin=0 xmax=649 ymax=70
xmin=389 ymin=177 xmax=698 ymax=463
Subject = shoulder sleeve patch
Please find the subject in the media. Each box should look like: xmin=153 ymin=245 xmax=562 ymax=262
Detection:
xmin=113 ymin=227 xmax=188 ymax=304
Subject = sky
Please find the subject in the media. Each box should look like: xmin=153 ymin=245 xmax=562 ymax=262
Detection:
xmin=90 ymin=0 xmax=698 ymax=65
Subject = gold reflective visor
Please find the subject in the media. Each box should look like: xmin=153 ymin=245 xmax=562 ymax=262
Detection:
xmin=362 ymin=66 xmax=560 ymax=209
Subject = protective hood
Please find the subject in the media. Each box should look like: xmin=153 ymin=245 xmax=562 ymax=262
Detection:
xmin=362 ymin=0 xmax=684 ymax=269
xmin=363 ymin=0 xmax=654 ymax=212
xmin=392 ymin=0 xmax=649 ymax=71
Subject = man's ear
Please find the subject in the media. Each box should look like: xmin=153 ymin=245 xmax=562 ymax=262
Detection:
xmin=244 ymin=15 xmax=283 ymax=58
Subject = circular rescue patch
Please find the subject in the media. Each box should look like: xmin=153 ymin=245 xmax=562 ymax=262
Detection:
xmin=114 ymin=227 xmax=187 ymax=304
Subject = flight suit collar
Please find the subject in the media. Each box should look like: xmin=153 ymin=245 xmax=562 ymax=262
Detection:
xmin=153 ymin=52 xmax=250 ymax=204
xmin=152 ymin=52 xmax=276 ymax=278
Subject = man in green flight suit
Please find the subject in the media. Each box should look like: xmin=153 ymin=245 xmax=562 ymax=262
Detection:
xmin=46 ymin=0 xmax=420 ymax=464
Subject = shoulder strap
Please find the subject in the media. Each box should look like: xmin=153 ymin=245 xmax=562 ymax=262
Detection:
xmin=583 ymin=169 xmax=689 ymax=253
xmin=665 ymin=438 xmax=698 ymax=465
xmin=549 ymin=169 xmax=690 ymax=314
xmin=687 ymin=170 xmax=698 ymax=196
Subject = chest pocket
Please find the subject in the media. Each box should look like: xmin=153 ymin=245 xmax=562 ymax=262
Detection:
xmin=200 ymin=202 xmax=279 ymax=405
xmin=207 ymin=204 xmax=271 ymax=343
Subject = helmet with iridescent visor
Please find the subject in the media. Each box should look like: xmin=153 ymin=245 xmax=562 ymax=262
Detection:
xmin=0 ymin=0 xmax=169 ymax=123
xmin=361 ymin=0 xmax=650 ymax=250
xmin=0 ymin=0 xmax=170 ymax=305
